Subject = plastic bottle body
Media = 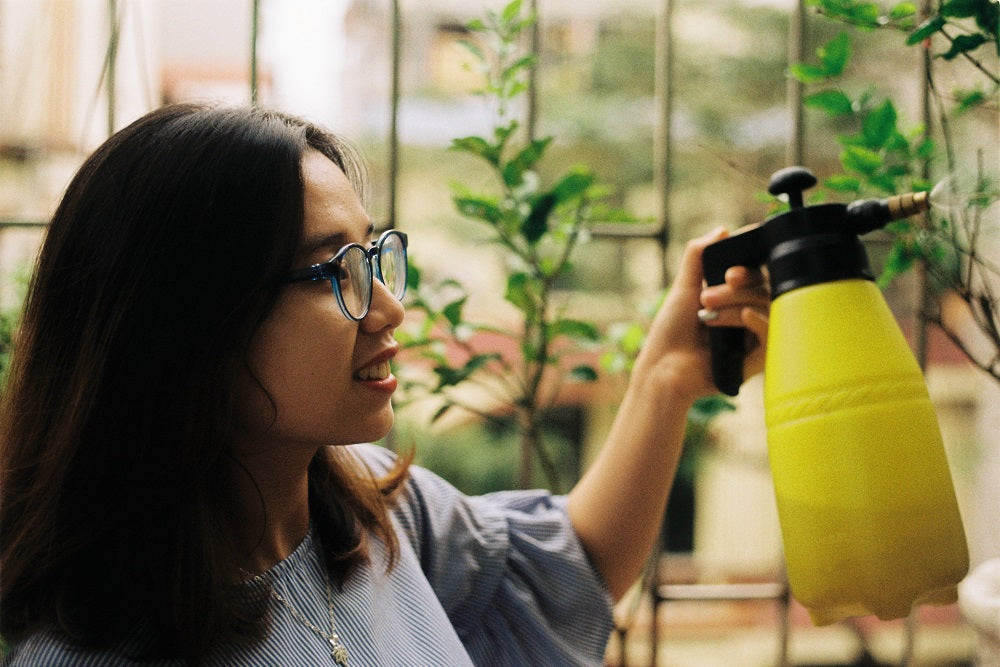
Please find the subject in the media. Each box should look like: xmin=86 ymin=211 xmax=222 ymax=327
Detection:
xmin=764 ymin=279 xmax=969 ymax=625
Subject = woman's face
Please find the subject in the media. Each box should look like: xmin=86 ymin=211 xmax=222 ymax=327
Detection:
xmin=234 ymin=150 xmax=405 ymax=454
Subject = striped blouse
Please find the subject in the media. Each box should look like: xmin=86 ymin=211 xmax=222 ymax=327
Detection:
xmin=2 ymin=444 xmax=614 ymax=666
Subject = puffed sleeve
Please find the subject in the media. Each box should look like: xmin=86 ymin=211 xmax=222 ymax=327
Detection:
xmin=351 ymin=444 xmax=614 ymax=666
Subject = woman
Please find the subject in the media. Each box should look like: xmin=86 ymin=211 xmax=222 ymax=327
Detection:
xmin=0 ymin=103 xmax=768 ymax=665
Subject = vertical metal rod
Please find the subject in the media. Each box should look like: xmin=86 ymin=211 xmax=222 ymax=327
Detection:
xmin=106 ymin=0 xmax=119 ymax=136
xmin=653 ymin=0 xmax=674 ymax=288
xmin=776 ymin=584 xmax=791 ymax=666
xmin=905 ymin=2 xmax=937 ymax=658
xmin=526 ymin=0 xmax=539 ymax=142
xmin=388 ymin=0 xmax=401 ymax=228
xmin=644 ymin=2 xmax=675 ymax=662
xmin=913 ymin=0 xmax=934 ymax=374
xmin=786 ymin=0 xmax=806 ymax=166
xmin=903 ymin=3 xmax=936 ymax=663
xmin=250 ymin=0 xmax=260 ymax=105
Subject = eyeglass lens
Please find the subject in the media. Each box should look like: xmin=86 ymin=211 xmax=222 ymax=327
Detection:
xmin=378 ymin=233 xmax=407 ymax=301
xmin=339 ymin=245 xmax=372 ymax=319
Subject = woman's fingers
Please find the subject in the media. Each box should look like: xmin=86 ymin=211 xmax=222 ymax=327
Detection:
xmin=700 ymin=265 xmax=769 ymax=321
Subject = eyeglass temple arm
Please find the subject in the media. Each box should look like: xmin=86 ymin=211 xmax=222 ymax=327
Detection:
xmin=285 ymin=263 xmax=336 ymax=283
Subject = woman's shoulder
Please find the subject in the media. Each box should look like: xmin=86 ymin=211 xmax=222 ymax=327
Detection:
xmin=2 ymin=630 xmax=179 ymax=667
xmin=345 ymin=442 xmax=397 ymax=473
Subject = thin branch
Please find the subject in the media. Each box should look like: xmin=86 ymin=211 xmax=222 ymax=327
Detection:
xmin=938 ymin=26 xmax=1000 ymax=85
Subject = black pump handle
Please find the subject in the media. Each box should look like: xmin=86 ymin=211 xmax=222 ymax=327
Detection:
xmin=701 ymin=226 xmax=769 ymax=396
xmin=768 ymin=166 xmax=817 ymax=208
xmin=707 ymin=327 xmax=749 ymax=397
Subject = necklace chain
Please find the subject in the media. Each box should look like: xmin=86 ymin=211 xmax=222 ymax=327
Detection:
xmin=255 ymin=572 xmax=349 ymax=666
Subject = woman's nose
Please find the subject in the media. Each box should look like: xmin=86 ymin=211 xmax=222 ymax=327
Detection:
xmin=360 ymin=277 xmax=405 ymax=332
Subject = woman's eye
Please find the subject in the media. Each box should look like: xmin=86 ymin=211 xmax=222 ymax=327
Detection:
xmin=336 ymin=263 xmax=354 ymax=284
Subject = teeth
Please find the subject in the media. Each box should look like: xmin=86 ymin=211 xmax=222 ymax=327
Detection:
xmin=357 ymin=361 xmax=391 ymax=381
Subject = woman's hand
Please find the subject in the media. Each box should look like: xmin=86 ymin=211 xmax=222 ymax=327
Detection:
xmin=634 ymin=227 xmax=770 ymax=406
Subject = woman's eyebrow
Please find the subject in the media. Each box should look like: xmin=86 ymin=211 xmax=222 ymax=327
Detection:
xmin=300 ymin=223 xmax=376 ymax=259
xmin=300 ymin=232 xmax=349 ymax=259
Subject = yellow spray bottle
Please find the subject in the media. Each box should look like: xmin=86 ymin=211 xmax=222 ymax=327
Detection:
xmin=702 ymin=166 xmax=968 ymax=625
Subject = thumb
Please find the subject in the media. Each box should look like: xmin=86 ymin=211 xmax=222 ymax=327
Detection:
xmin=675 ymin=227 xmax=728 ymax=291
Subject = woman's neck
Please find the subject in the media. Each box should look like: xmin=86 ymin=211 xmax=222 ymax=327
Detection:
xmin=224 ymin=445 xmax=316 ymax=574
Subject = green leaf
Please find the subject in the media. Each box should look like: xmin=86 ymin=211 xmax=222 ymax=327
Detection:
xmin=885 ymin=162 xmax=911 ymax=179
xmin=877 ymin=239 xmax=920 ymax=287
xmin=804 ymin=89 xmax=855 ymax=115
xmin=840 ymin=145 xmax=883 ymax=174
xmin=915 ymin=137 xmax=935 ymax=159
xmin=819 ymin=32 xmax=852 ymax=76
xmin=451 ymin=136 xmax=500 ymax=165
xmin=504 ymin=272 xmax=536 ymax=312
xmin=457 ymin=39 xmax=485 ymax=63
xmin=503 ymin=81 xmax=529 ymax=100
xmin=431 ymin=403 xmax=455 ymax=423
xmin=551 ymin=167 xmax=595 ymax=203
xmin=861 ymin=99 xmax=898 ymax=148
xmin=588 ymin=204 xmax=640 ymax=223
xmin=494 ymin=120 xmax=519 ymax=146
xmin=869 ymin=172 xmax=901 ymax=194
xmin=907 ymin=16 xmax=946 ymax=44
xmin=790 ymin=63 xmax=829 ymax=84
xmin=550 ymin=318 xmax=601 ymax=341
xmin=889 ymin=2 xmax=918 ymax=20
xmin=502 ymin=0 xmax=524 ymax=23
xmin=972 ymin=0 xmax=999 ymax=35
xmin=442 ymin=296 xmax=467 ymax=327
xmin=955 ymin=87 xmax=988 ymax=112
xmin=847 ymin=2 xmax=881 ymax=26
xmin=885 ymin=130 xmax=910 ymax=153
xmin=407 ymin=263 xmax=422 ymax=291
xmin=569 ymin=365 xmax=599 ymax=382
xmin=940 ymin=0 xmax=982 ymax=18
xmin=688 ymin=395 xmax=736 ymax=423
xmin=619 ymin=322 xmax=646 ymax=356
xmin=824 ymin=174 xmax=862 ymax=192
xmin=791 ymin=32 xmax=851 ymax=83
xmin=454 ymin=195 xmax=502 ymax=224
xmin=522 ymin=193 xmax=556 ymax=244
xmin=502 ymin=137 xmax=552 ymax=187
xmin=502 ymin=54 xmax=537 ymax=81
xmin=940 ymin=33 xmax=988 ymax=59
xmin=433 ymin=353 xmax=501 ymax=389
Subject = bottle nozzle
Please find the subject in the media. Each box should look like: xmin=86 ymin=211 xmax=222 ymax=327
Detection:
xmin=846 ymin=191 xmax=930 ymax=235
xmin=886 ymin=190 xmax=929 ymax=219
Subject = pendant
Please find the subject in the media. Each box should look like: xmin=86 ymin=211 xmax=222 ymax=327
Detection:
xmin=329 ymin=638 xmax=349 ymax=666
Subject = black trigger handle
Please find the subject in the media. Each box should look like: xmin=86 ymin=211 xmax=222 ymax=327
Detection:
xmin=700 ymin=228 xmax=767 ymax=397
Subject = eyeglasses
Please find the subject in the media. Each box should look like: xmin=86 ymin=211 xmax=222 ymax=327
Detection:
xmin=284 ymin=229 xmax=408 ymax=321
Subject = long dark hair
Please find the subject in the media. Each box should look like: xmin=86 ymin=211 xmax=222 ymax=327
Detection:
xmin=0 ymin=103 xmax=407 ymax=660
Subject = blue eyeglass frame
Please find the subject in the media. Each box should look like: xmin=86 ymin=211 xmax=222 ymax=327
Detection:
xmin=284 ymin=229 xmax=408 ymax=321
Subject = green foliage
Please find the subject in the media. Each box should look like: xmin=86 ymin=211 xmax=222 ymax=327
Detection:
xmin=398 ymin=0 xmax=637 ymax=490
xmin=797 ymin=0 xmax=1000 ymax=382
xmin=0 ymin=309 xmax=16 ymax=385
xmin=0 ymin=267 xmax=28 ymax=389
xmin=401 ymin=415 xmax=581 ymax=496
xmin=907 ymin=0 xmax=999 ymax=57
xmin=794 ymin=0 xmax=996 ymax=274
xmin=791 ymin=31 xmax=853 ymax=82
